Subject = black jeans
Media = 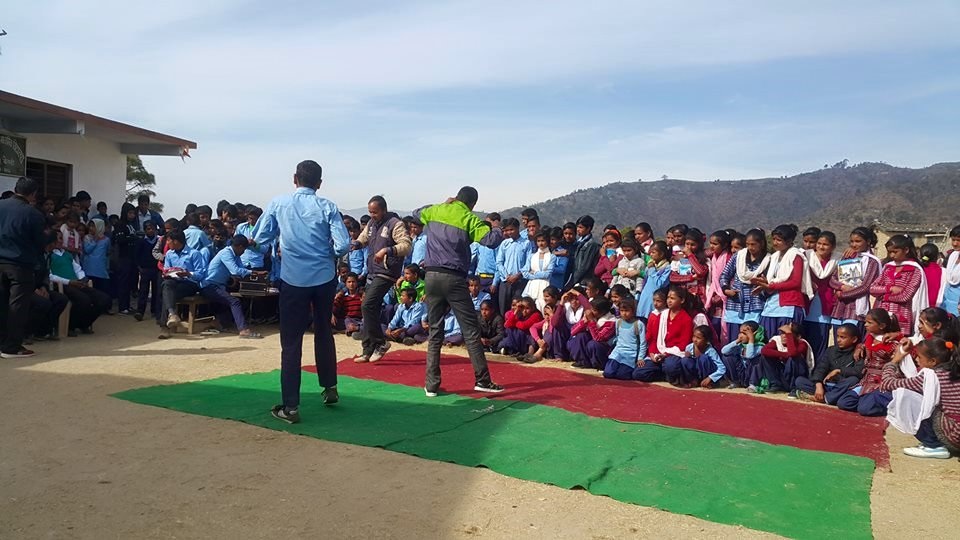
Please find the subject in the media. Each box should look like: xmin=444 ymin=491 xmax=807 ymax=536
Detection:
xmin=159 ymin=279 xmax=200 ymax=325
xmin=30 ymin=290 xmax=68 ymax=337
xmin=279 ymin=279 xmax=337 ymax=409
xmin=137 ymin=267 xmax=159 ymax=316
xmin=424 ymin=271 xmax=493 ymax=393
xmin=61 ymin=285 xmax=112 ymax=330
xmin=0 ymin=263 xmax=35 ymax=353
xmin=360 ymin=275 xmax=396 ymax=356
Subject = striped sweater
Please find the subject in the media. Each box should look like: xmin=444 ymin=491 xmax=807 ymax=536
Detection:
xmin=880 ymin=362 xmax=960 ymax=449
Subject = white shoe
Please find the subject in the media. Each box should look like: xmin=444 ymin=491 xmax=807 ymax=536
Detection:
xmin=166 ymin=313 xmax=181 ymax=329
xmin=354 ymin=354 xmax=369 ymax=363
xmin=903 ymin=445 xmax=951 ymax=459
xmin=369 ymin=343 xmax=391 ymax=362
xmin=424 ymin=387 xmax=438 ymax=398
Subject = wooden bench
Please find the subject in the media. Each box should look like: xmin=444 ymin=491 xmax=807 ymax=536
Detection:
xmin=174 ymin=296 xmax=216 ymax=334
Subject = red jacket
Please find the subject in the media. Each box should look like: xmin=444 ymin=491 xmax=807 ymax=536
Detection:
xmin=594 ymin=253 xmax=622 ymax=286
xmin=761 ymin=334 xmax=808 ymax=361
xmin=767 ymin=258 xmax=807 ymax=309
xmin=646 ymin=309 xmax=694 ymax=355
xmin=513 ymin=311 xmax=544 ymax=331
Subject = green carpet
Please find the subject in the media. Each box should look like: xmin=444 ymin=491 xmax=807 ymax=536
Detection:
xmin=113 ymin=372 xmax=874 ymax=539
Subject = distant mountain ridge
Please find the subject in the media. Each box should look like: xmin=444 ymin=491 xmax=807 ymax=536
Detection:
xmin=501 ymin=162 xmax=960 ymax=233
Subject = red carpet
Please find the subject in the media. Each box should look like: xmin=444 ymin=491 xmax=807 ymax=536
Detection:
xmin=315 ymin=351 xmax=889 ymax=466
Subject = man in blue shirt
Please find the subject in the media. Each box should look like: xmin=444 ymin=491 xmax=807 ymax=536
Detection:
xmin=158 ymin=231 xmax=207 ymax=339
xmin=200 ymin=236 xmax=263 ymax=339
xmin=182 ymin=212 xmax=212 ymax=252
xmin=491 ymin=218 xmax=529 ymax=316
xmin=254 ymin=160 xmax=351 ymax=424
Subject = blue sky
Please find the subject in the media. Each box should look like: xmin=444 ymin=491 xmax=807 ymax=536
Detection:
xmin=2 ymin=1 xmax=959 ymax=215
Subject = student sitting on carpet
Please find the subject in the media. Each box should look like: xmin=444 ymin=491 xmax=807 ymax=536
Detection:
xmin=833 ymin=310 xmax=900 ymax=415
xmin=478 ymin=300 xmax=505 ymax=352
xmin=633 ymin=287 xmax=694 ymax=382
xmin=603 ymin=297 xmax=647 ymax=380
xmin=332 ymin=272 xmax=364 ymax=336
xmin=663 ymin=325 xmax=725 ymax=388
xmin=501 ymin=296 xmax=543 ymax=358
xmin=569 ymin=296 xmax=617 ymax=370
xmin=468 ymin=275 xmax=491 ymax=311
xmin=794 ymin=323 xmax=863 ymax=405
xmin=720 ymin=321 xmax=764 ymax=389
xmin=441 ymin=308 xmax=464 ymax=347
xmin=384 ymin=287 xmax=427 ymax=346
xmin=525 ymin=286 xmax=564 ymax=363
xmin=754 ymin=322 xmax=812 ymax=395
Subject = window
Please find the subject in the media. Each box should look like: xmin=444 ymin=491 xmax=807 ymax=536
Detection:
xmin=26 ymin=158 xmax=71 ymax=203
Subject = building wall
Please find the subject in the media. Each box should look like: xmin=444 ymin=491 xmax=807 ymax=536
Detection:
xmin=23 ymin=133 xmax=126 ymax=204
xmin=875 ymin=229 xmax=949 ymax=253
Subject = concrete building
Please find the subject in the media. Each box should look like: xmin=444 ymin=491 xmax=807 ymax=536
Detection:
xmin=0 ymin=90 xmax=195 ymax=203
xmin=872 ymin=220 xmax=951 ymax=253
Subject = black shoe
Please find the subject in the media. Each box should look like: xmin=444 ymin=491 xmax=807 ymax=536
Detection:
xmin=352 ymin=333 xmax=363 ymax=341
xmin=271 ymin=405 xmax=300 ymax=424
xmin=402 ymin=337 xmax=416 ymax=346
xmin=134 ymin=312 xmax=144 ymax=322
xmin=67 ymin=330 xmax=78 ymax=338
xmin=474 ymin=381 xmax=504 ymax=393
xmin=322 ymin=386 xmax=339 ymax=405
xmin=1 ymin=347 xmax=36 ymax=359
xmin=520 ymin=354 xmax=539 ymax=364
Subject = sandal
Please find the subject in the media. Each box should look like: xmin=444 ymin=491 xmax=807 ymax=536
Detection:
xmin=201 ymin=328 xmax=222 ymax=336
xmin=239 ymin=332 xmax=263 ymax=339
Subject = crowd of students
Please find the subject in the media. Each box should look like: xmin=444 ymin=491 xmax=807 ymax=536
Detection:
xmin=2 ymin=177 xmax=959 ymax=459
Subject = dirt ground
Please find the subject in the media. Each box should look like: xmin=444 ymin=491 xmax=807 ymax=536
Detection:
xmin=1 ymin=316 xmax=958 ymax=539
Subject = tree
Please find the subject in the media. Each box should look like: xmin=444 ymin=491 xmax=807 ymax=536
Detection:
xmin=125 ymin=155 xmax=164 ymax=213
xmin=661 ymin=174 xmax=668 ymax=181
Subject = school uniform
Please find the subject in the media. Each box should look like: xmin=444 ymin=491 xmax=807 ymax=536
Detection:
xmin=470 ymin=242 xmax=498 ymax=293
xmin=803 ymin=254 xmax=837 ymax=361
xmin=941 ymin=250 xmax=960 ymax=316
xmin=546 ymin=301 xmax=581 ymax=360
xmin=494 ymin=237 xmax=530 ymax=316
xmin=836 ymin=334 xmax=897 ymax=416
xmin=758 ymin=335 xmax=811 ymax=392
xmin=236 ymin=222 xmax=270 ymax=270
xmin=160 ymin=246 xmax=207 ymax=324
xmin=521 ymin=249 xmax=555 ymax=310
xmin=501 ymin=310 xmax=544 ymax=354
xmin=719 ymin=252 xmax=766 ymax=344
xmin=704 ymin=252 xmax=732 ymax=342
xmin=794 ymin=344 xmax=863 ymax=405
xmin=632 ymin=308 xmax=694 ymax=382
xmin=82 ymin=236 xmax=111 ymax=295
xmin=135 ymin=234 xmax=160 ymax=317
xmin=550 ymin=245 xmax=571 ymax=290
xmin=829 ymin=253 xmax=880 ymax=334
xmin=663 ymin=343 xmax=725 ymax=387
xmin=636 ymin=261 xmax=671 ymax=319
xmin=442 ymin=312 xmax=463 ymax=345
xmin=201 ymin=247 xmax=252 ymax=331
xmin=603 ymin=318 xmax=647 ymax=380
xmin=720 ymin=340 xmax=762 ymax=388
xmin=387 ymin=301 xmax=427 ymax=341
xmin=568 ymin=314 xmax=616 ymax=369
xmin=407 ymin=233 xmax=428 ymax=267
xmin=478 ymin=313 xmax=505 ymax=351
xmin=759 ymin=249 xmax=810 ymax=340
xmin=183 ymin=225 xmax=212 ymax=252
xmin=471 ymin=291 xmax=491 ymax=311
xmin=880 ymin=362 xmax=960 ymax=453
xmin=870 ymin=262 xmax=924 ymax=336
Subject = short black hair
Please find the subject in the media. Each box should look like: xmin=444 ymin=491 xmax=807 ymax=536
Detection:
xmin=197 ymin=205 xmax=213 ymax=216
xmin=96 ymin=201 xmax=107 ymax=210
xmin=520 ymin=208 xmax=538 ymax=220
xmin=168 ymin=231 xmax=187 ymax=245
xmin=75 ymin=190 xmax=91 ymax=201
xmin=485 ymin=212 xmax=501 ymax=222
xmin=576 ymin=215 xmax=595 ymax=230
xmin=368 ymin=195 xmax=387 ymax=211
xmin=456 ymin=186 xmax=479 ymax=209
xmin=502 ymin=217 xmax=520 ymax=229
xmin=295 ymin=160 xmax=323 ymax=188
xmin=137 ymin=193 xmax=150 ymax=204
xmin=184 ymin=212 xmax=200 ymax=227
xmin=634 ymin=222 xmax=652 ymax=234
xmin=400 ymin=286 xmax=417 ymax=299
xmin=15 ymin=176 xmax=40 ymax=197
xmin=231 ymin=235 xmax=250 ymax=248
xmin=185 ymin=203 xmax=198 ymax=214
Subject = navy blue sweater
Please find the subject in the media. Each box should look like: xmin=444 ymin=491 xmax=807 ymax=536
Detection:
xmin=0 ymin=196 xmax=46 ymax=268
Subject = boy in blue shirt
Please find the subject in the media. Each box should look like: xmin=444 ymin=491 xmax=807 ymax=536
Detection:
xmin=200 ymin=235 xmax=264 ymax=339
xmin=158 ymin=231 xmax=207 ymax=339
xmin=407 ymin=218 xmax=427 ymax=267
xmin=346 ymin=220 xmax=368 ymax=285
xmin=468 ymin=275 xmax=491 ymax=311
xmin=385 ymin=287 xmax=427 ymax=347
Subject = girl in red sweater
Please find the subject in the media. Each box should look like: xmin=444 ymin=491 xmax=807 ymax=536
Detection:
xmin=632 ymin=286 xmax=694 ymax=382
xmin=569 ymin=297 xmax=617 ymax=369
xmin=669 ymin=228 xmax=709 ymax=308
xmin=752 ymin=224 xmax=812 ymax=343
xmin=754 ymin=321 xmax=811 ymax=394
xmin=500 ymin=297 xmax=543 ymax=358
xmin=835 ymin=309 xmax=900 ymax=415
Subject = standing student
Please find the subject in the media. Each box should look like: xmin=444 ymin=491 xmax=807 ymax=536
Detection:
xmin=719 ymin=228 xmax=769 ymax=345
xmin=253 ymin=160 xmax=351 ymax=424
xmin=720 ymin=321 xmax=764 ymax=389
xmin=470 ymin=229 xmax=498 ymax=294
xmin=704 ymin=230 xmax=732 ymax=343
xmin=920 ymin=243 xmax=945 ymax=310
xmin=113 ymin=203 xmax=141 ymax=315
xmin=794 ymin=323 xmax=862 ymax=405
xmin=636 ymin=241 xmax=671 ymax=320
xmin=803 ymin=231 xmax=837 ymax=360
xmin=406 ymin=217 xmax=428 ymax=267
xmin=663 ymin=325 xmax=725 ymax=388
xmin=669 ymin=228 xmax=709 ymax=307
xmin=611 ymin=237 xmax=646 ymax=296
xmin=565 ymin=215 xmax=601 ymax=288
xmin=940 ymin=225 xmax=960 ymax=316
xmin=633 ymin=222 xmax=655 ymax=254
xmin=881 ymin=336 xmax=960 ymax=459
xmin=200 ymin=235 xmax=263 ymax=339
xmin=352 ymin=195 xmax=412 ymax=363
xmin=829 ymin=227 xmax=881 ymax=336
xmin=59 ymin=212 xmax=83 ymax=259
xmin=134 ymin=221 xmax=160 ymax=321
xmin=521 ymin=231 xmax=555 ymax=310
xmin=801 ymin=227 xmax=821 ymax=251
xmin=870 ymin=234 xmax=927 ymax=336
xmin=0 ymin=177 xmax=47 ymax=358
xmin=414 ymin=186 xmax=506 ymax=396
xmin=135 ymin=194 xmax=163 ymax=231
xmin=603 ymin=297 xmax=647 ymax=380
xmin=548 ymin=227 xmax=571 ymax=290
xmin=182 ymin=212 xmax=212 ymax=252
xmin=751 ymin=224 xmax=813 ymax=341
xmin=594 ymin=229 xmax=623 ymax=287
xmin=82 ymin=218 xmax=112 ymax=298
xmin=834 ymin=309 xmax=899 ymax=415
xmin=633 ymin=287 xmax=694 ymax=382
xmin=492 ymin=218 xmax=529 ymax=316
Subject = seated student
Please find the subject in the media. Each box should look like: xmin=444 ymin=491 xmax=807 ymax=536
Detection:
xmin=395 ymin=263 xmax=425 ymax=302
xmin=182 ymin=212 xmax=212 ymax=252
xmin=795 ymin=323 xmax=863 ymax=404
xmin=834 ymin=309 xmax=901 ymax=415
xmin=611 ymin=237 xmax=646 ymax=296
xmin=603 ymin=297 xmax=647 ymax=380
xmin=721 ymin=321 xmax=764 ymax=389
xmin=441 ymin=309 xmax=463 ymax=346
xmin=608 ymin=284 xmax=629 ymax=317
xmin=478 ymin=300 xmax=505 ymax=352
xmin=662 ymin=325 xmax=726 ymax=388
xmin=633 ymin=287 xmax=694 ymax=382
xmin=199 ymin=235 xmax=262 ymax=339
xmin=236 ymin=206 xmax=270 ymax=271
xmin=552 ymin=288 xmax=585 ymax=361
xmin=48 ymin=231 xmax=112 ymax=335
xmin=158 ymin=231 xmax=207 ymax=339
xmin=881 ymin=336 xmax=960 ymax=459
xmin=336 ymin=262 xmax=351 ymax=294
xmin=569 ymin=297 xmax=617 ymax=370
xmin=755 ymin=322 xmax=813 ymax=395
xmin=501 ymin=296 xmax=544 ymax=357
xmin=636 ymin=241 xmax=671 ymax=321
xmin=332 ymin=272 xmax=364 ymax=336
xmin=135 ymin=221 xmax=161 ymax=322
xmin=524 ymin=286 xmax=564 ymax=362
xmin=468 ymin=275 xmax=491 ymax=311
xmin=384 ymin=287 xmax=427 ymax=346
xmin=30 ymin=238 xmax=69 ymax=341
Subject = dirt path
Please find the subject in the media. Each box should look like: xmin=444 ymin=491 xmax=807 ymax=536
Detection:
xmin=1 ymin=316 xmax=957 ymax=538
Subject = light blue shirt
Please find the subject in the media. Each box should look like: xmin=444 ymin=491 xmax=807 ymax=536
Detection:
xmin=348 ymin=246 xmax=368 ymax=277
xmin=236 ymin=222 xmax=268 ymax=269
xmin=252 ymin=187 xmax=351 ymax=288
xmin=472 ymin=291 xmax=491 ymax=311
xmin=81 ymin=237 xmax=110 ymax=278
xmin=163 ymin=246 xmax=207 ymax=285
xmin=494 ymin=237 xmax=530 ymax=286
xmin=761 ymin=258 xmax=799 ymax=319
xmin=184 ymin=225 xmax=212 ymax=252
xmin=609 ymin=319 xmax=647 ymax=368
xmin=409 ymin=233 xmax=428 ymax=266
xmin=389 ymin=302 xmax=426 ymax=330
xmin=471 ymin=242 xmax=497 ymax=275
xmin=523 ymin=250 xmax=556 ymax=280
xmin=685 ymin=343 xmax=727 ymax=382
xmin=203 ymin=247 xmax=251 ymax=287
xmin=721 ymin=341 xmax=762 ymax=361
xmin=444 ymin=312 xmax=462 ymax=336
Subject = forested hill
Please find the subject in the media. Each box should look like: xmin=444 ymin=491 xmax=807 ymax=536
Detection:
xmin=500 ymin=162 xmax=960 ymax=233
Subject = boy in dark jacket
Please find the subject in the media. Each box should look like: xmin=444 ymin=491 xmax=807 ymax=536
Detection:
xmin=134 ymin=221 xmax=160 ymax=321
xmin=795 ymin=323 xmax=864 ymax=404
